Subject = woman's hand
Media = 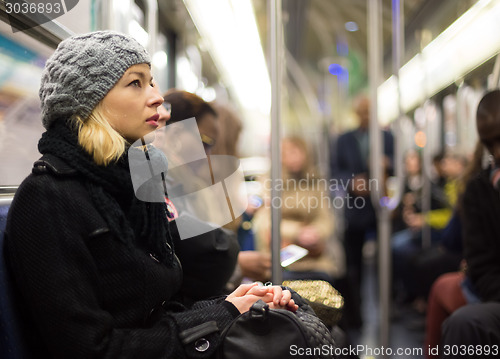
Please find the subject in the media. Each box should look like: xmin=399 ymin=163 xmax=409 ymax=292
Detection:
xmin=247 ymin=285 xmax=298 ymax=312
xmin=226 ymin=283 xmax=298 ymax=314
xmin=297 ymin=226 xmax=323 ymax=256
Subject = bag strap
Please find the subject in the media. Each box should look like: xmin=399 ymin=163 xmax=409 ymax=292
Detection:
xmin=249 ymin=300 xmax=269 ymax=321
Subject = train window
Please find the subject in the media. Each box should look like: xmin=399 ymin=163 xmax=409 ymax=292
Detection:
xmin=129 ymin=1 xmax=148 ymax=47
xmin=0 ymin=23 xmax=54 ymax=188
xmin=134 ymin=0 xmax=147 ymax=26
xmin=153 ymin=32 xmax=169 ymax=92
xmin=0 ymin=2 xmax=73 ymax=190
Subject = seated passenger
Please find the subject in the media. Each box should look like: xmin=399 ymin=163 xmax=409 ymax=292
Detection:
xmin=413 ymin=143 xmax=484 ymax=304
xmin=209 ymin=102 xmax=271 ymax=286
xmin=4 ymin=31 xmax=297 ymax=359
xmin=392 ymin=151 xmax=467 ymax=304
xmin=253 ymin=136 xmax=343 ymax=284
xmin=441 ymin=303 xmax=500 ymax=358
xmin=424 ymin=89 xmax=500 ymax=358
xmin=155 ymin=89 xmax=241 ymax=304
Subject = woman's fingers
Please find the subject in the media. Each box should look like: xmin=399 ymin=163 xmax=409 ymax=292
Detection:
xmin=246 ymin=284 xmax=272 ymax=297
xmin=270 ymin=285 xmax=283 ymax=305
xmin=280 ymin=289 xmax=291 ymax=306
xmin=227 ymin=282 xmax=258 ymax=299
xmin=286 ymin=299 xmax=299 ymax=312
xmin=230 ymin=285 xmax=299 ymax=313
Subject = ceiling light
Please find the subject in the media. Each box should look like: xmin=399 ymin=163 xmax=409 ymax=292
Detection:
xmin=183 ymin=0 xmax=271 ymax=115
xmin=379 ymin=0 xmax=500 ymax=122
xmin=345 ymin=21 xmax=359 ymax=32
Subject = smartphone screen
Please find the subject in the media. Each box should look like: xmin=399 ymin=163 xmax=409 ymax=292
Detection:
xmin=280 ymin=244 xmax=309 ymax=267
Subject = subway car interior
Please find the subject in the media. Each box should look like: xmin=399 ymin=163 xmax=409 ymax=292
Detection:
xmin=1 ymin=0 xmax=500 ymax=358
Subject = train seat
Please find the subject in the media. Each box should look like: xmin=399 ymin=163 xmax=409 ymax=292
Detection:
xmin=0 ymin=200 xmax=31 ymax=359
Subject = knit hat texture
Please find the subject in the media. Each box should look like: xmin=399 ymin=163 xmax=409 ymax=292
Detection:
xmin=39 ymin=30 xmax=151 ymax=129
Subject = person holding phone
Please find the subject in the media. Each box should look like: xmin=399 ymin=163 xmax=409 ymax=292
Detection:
xmin=253 ymin=136 xmax=342 ymax=284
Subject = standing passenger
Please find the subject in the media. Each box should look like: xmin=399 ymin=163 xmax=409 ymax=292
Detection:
xmin=4 ymin=31 xmax=297 ymax=359
xmin=330 ymin=95 xmax=394 ymax=329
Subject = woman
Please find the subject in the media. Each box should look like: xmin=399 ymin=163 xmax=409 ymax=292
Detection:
xmin=4 ymin=31 xmax=296 ymax=359
xmin=253 ymin=136 xmax=342 ymax=283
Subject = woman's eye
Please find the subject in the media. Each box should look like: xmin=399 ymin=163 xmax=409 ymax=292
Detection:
xmin=129 ymin=80 xmax=141 ymax=87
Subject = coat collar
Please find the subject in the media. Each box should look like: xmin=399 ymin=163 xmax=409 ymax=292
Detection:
xmin=32 ymin=154 xmax=77 ymax=176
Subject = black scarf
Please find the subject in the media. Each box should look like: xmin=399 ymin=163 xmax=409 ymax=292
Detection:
xmin=38 ymin=120 xmax=175 ymax=266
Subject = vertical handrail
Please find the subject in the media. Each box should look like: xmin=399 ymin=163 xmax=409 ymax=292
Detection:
xmin=368 ymin=0 xmax=383 ymax=212
xmin=269 ymin=0 xmax=283 ymax=285
xmin=93 ymin=0 xmax=113 ymax=30
xmin=421 ymin=104 xmax=432 ymax=249
xmin=144 ymin=0 xmax=158 ymax=59
xmin=489 ymin=53 xmax=500 ymax=90
xmin=368 ymin=0 xmax=391 ymax=354
xmin=389 ymin=0 xmax=406 ymax=212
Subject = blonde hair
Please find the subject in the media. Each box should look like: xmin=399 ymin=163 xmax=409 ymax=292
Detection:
xmin=75 ymin=104 xmax=126 ymax=166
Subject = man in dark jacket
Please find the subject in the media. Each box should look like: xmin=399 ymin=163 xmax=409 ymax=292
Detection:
xmin=330 ymin=95 xmax=394 ymax=329
xmin=440 ymin=89 xmax=500 ymax=351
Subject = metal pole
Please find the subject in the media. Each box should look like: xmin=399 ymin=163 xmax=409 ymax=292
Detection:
xmin=388 ymin=0 xmax=406 ymax=211
xmin=419 ymin=30 xmax=432 ymax=249
xmin=145 ymin=0 xmax=158 ymax=59
xmin=368 ymin=0 xmax=391 ymax=353
xmin=270 ymin=0 xmax=283 ymax=285
xmin=421 ymin=105 xmax=432 ymax=249
xmin=489 ymin=53 xmax=500 ymax=90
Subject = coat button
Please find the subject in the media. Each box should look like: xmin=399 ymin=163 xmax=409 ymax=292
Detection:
xmin=194 ymin=338 xmax=210 ymax=352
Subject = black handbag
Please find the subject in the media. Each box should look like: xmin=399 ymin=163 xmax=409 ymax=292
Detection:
xmin=217 ymin=299 xmax=337 ymax=359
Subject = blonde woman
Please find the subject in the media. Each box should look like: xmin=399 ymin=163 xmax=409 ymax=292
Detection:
xmin=5 ymin=31 xmax=297 ymax=359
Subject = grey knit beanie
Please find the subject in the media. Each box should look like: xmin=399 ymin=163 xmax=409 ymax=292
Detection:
xmin=39 ymin=30 xmax=151 ymax=129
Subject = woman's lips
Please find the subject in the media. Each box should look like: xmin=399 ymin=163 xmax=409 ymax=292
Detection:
xmin=146 ymin=113 xmax=160 ymax=127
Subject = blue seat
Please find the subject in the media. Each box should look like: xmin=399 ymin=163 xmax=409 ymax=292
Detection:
xmin=0 ymin=198 xmax=31 ymax=359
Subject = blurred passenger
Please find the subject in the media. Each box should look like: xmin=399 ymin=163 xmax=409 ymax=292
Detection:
xmin=460 ymin=93 xmax=500 ymax=302
xmin=441 ymin=303 xmax=500 ymax=358
xmin=392 ymin=152 xmax=466 ymax=305
xmin=392 ymin=149 xmax=424 ymax=234
xmin=413 ymin=144 xmax=484 ymax=302
xmin=158 ymin=89 xmax=241 ymax=304
xmin=431 ymin=152 xmax=447 ymax=188
xmin=209 ymin=102 xmax=272 ymax=286
xmin=330 ymin=94 xmax=394 ymax=329
xmin=4 ymin=31 xmax=297 ymax=359
xmin=425 ymin=90 xmax=500 ymax=357
xmin=254 ymin=136 xmax=342 ymax=284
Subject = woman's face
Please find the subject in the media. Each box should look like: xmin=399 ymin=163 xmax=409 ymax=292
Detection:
xmin=405 ymin=151 xmax=421 ymax=175
xmin=101 ymin=64 xmax=164 ymax=142
xmin=281 ymin=140 xmax=306 ymax=173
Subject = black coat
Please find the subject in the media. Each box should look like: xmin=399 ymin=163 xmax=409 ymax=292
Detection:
xmin=330 ymin=128 xmax=394 ymax=229
xmin=462 ymin=169 xmax=500 ymax=302
xmin=5 ymin=155 xmax=239 ymax=359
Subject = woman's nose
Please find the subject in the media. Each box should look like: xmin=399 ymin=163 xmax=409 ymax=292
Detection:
xmin=148 ymin=85 xmax=164 ymax=108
